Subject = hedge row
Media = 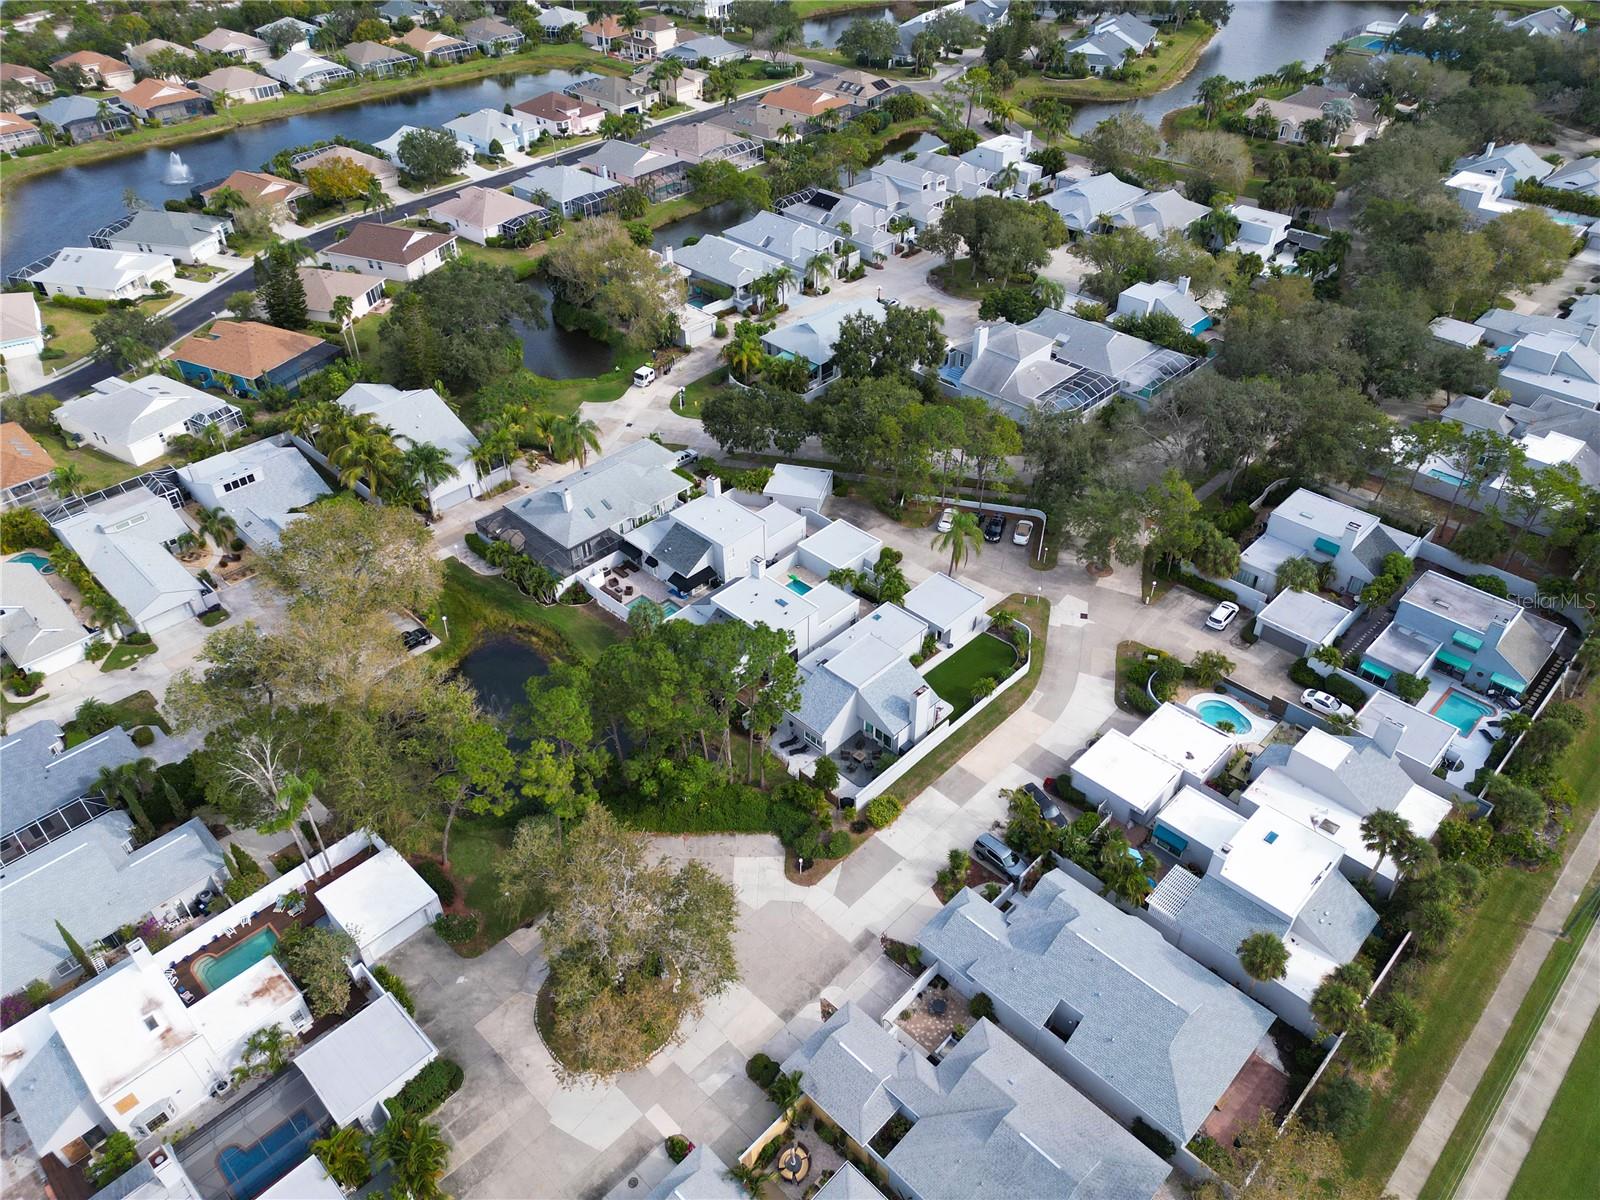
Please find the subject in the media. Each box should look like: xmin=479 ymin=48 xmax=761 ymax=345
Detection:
xmin=386 ymin=1058 xmax=463 ymax=1117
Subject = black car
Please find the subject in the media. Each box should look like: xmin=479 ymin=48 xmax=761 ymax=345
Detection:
xmin=982 ymin=513 xmax=1006 ymax=542
xmin=401 ymin=627 xmax=432 ymax=650
xmin=1023 ymin=782 xmax=1067 ymax=827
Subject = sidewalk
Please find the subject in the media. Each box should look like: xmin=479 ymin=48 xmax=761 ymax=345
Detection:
xmin=1456 ymin=918 xmax=1600 ymax=1199
xmin=1388 ymin=806 xmax=1600 ymax=1197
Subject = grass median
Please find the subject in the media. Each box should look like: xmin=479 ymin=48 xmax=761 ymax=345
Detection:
xmin=1507 ymin=1007 xmax=1600 ymax=1200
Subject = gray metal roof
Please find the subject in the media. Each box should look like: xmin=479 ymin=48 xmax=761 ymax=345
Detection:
xmin=919 ymin=871 xmax=1275 ymax=1143
xmin=811 ymin=1164 xmax=884 ymax=1200
xmin=784 ymin=1003 xmax=1168 ymax=1200
xmin=672 ymin=235 xmax=786 ymax=289
xmin=1 ymin=814 xmax=226 ymax=994
xmin=665 ymin=35 xmax=745 ymax=62
xmin=0 ymin=722 xmax=138 ymax=837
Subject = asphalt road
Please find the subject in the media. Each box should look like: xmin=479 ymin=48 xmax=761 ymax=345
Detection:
xmin=20 ymin=66 xmax=842 ymax=399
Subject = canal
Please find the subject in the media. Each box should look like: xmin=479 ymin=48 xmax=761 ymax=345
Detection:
xmin=1067 ymin=0 xmax=1406 ymax=132
xmin=1 ymin=68 xmax=595 ymax=267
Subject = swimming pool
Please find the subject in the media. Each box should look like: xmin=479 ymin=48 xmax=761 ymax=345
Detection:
xmin=1427 ymin=467 xmax=1466 ymax=487
xmin=216 ymin=1109 xmax=321 ymax=1200
xmin=192 ymin=928 xmax=279 ymax=994
xmin=787 ymin=575 xmax=813 ymax=596
xmin=1195 ymin=699 xmax=1252 ymax=732
xmin=627 ymin=596 xmax=680 ymax=617
xmin=8 ymin=552 xmax=54 ymax=573
xmin=1434 ymin=690 xmax=1494 ymax=736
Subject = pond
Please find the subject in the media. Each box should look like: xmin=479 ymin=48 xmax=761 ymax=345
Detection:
xmin=652 ymin=201 xmax=742 ymax=250
xmin=513 ymin=280 xmax=616 ymax=379
xmin=1 ymin=68 xmax=597 ymax=267
xmin=1067 ymin=0 xmax=1406 ymax=132
xmin=457 ymin=632 xmax=549 ymax=744
xmin=801 ymin=6 xmax=895 ymax=48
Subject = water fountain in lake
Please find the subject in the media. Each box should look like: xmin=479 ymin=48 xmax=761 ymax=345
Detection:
xmin=163 ymin=152 xmax=193 ymax=185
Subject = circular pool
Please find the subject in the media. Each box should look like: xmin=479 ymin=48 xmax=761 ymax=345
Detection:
xmin=1195 ymin=698 xmax=1252 ymax=731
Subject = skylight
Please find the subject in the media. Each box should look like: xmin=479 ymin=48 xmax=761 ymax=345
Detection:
xmin=1264 ymin=831 xmax=1279 ymax=844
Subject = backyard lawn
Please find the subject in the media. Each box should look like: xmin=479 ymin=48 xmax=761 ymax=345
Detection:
xmin=1507 ymin=1009 xmax=1600 ymax=1200
xmin=62 ymin=690 xmax=169 ymax=746
xmin=925 ymin=632 xmax=1020 ymax=717
xmin=23 ymin=424 xmax=174 ymax=494
xmin=429 ymin=814 xmax=545 ymax=956
xmin=1015 ymin=20 xmax=1218 ymax=104
xmin=434 ymin=558 xmax=625 ymax=668
xmin=41 ymin=294 xmax=178 ymax=364
xmin=1337 ymin=688 xmax=1600 ymax=1189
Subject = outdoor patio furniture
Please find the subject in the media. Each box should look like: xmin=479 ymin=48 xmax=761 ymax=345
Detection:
xmin=777 ymin=1145 xmax=810 ymax=1184
xmin=929 ymin=997 xmax=948 ymax=1017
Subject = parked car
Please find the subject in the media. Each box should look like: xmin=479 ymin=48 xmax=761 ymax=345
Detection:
xmin=1301 ymin=689 xmax=1354 ymax=718
xmin=1012 ymin=518 xmax=1034 ymax=547
xmin=936 ymin=507 xmax=955 ymax=533
xmin=880 ymin=296 xmax=900 ymax=308
xmin=401 ymin=627 xmax=431 ymax=650
xmin=1205 ymin=600 xmax=1240 ymax=631
xmin=982 ymin=513 xmax=1006 ymax=543
xmin=1022 ymin=782 xmax=1066 ymax=827
xmin=973 ymin=832 xmax=1027 ymax=881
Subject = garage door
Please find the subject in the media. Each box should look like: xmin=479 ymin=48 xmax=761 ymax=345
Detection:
xmin=431 ymin=484 xmax=474 ymax=513
xmin=1257 ymin=623 xmax=1307 ymax=654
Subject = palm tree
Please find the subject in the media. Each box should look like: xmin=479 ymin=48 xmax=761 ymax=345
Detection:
xmin=991 ymin=162 xmax=1021 ymax=196
xmin=205 ymin=185 xmax=248 ymax=215
xmin=805 ymin=251 xmax=835 ymax=290
xmin=1309 ymin=979 xmax=1364 ymax=1036
xmin=724 ymin=1162 xmax=775 ymax=1198
xmin=986 ymin=92 xmax=1016 ymax=132
xmin=933 ymin=512 xmax=982 ymax=576
xmin=361 ymin=177 xmax=392 ymax=216
xmin=1190 ymin=206 xmax=1241 ymax=250
xmin=93 ymin=758 xmax=159 ymax=837
xmin=546 ymin=414 xmax=601 ymax=466
xmin=1236 ymin=931 xmax=1288 ymax=993
xmin=724 ymin=329 xmax=766 ymax=381
xmin=1033 ymin=98 xmax=1069 ymax=144
xmin=50 ymin=464 xmax=85 ymax=499
xmin=285 ymin=396 xmax=336 ymax=445
xmin=1195 ymin=75 xmax=1234 ymax=125
xmin=401 ymin=441 xmax=457 ymax=506
xmin=329 ymin=417 xmax=403 ymax=498
xmin=1360 ymin=810 xmax=1412 ymax=883
xmin=197 ymin=506 xmax=238 ymax=550
xmin=649 ymin=54 xmax=684 ymax=100
xmin=328 ymin=294 xmax=357 ymax=359
xmin=1343 ymin=1018 xmax=1397 ymax=1074
xmin=312 ymin=1126 xmax=371 ymax=1192
xmin=373 ymin=1112 xmax=449 ymax=1200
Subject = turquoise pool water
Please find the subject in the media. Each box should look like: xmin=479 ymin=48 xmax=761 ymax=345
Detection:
xmin=1196 ymin=699 xmax=1251 ymax=731
xmin=193 ymin=927 xmax=279 ymax=993
xmin=1435 ymin=690 xmax=1493 ymax=736
xmin=217 ymin=1109 xmax=320 ymax=1200
xmin=1427 ymin=467 xmax=1466 ymax=487
xmin=627 ymin=596 xmax=679 ymax=617
xmin=9 ymin=552 xmax=54 ymax=573
xmin=787 ymin=575 xmax=813 ymax=596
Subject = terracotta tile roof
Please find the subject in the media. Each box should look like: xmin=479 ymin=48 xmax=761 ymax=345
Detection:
xmin=52 ymin=50 xmax=131 ymax=75
xmin=201 ymin=169 xmax=309 ymax=208
xmin=0 ymin=422 xmax=55 ymax=488
xmin=172 ymin=321 xmax=328 ymax=379
xmin=0 ymin=113 xmax=36 ymax=136
xmin=759 ymin=84 xmax=848 ymax=117
xmin=0 ymin=64 xmax=52 ymax=87
xmin=586 ymin=15 xmax=626 ymax=37
xmin=326 ymin=222 xmax=456 ymax=264
xmin=117 ymin=78 xmax=204 ymax=109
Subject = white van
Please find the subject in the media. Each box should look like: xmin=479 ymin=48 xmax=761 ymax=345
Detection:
xmin=632 ymin=365 xmax=657 ymax=388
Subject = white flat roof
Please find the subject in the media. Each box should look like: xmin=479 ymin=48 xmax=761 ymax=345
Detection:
xmin=765 ymin=462 xmax=831 ymax=502
xmin=1218 ymin=808 xmax=1339 ymax=920
xmin=1257 ymin=589 xmax=1353 ymax=643
xmin=798 ymin=518 xmax=881 ymax=567
xmin=260 ymin=1157 xmax=343 ymax=1200
xmin=1357 ymin=691 xmax=1458 ymax=768
xmin=1071 ymin=729 xmax=1181 ymax=812
xmin=1129 ymin=703 xmax=1235 ymax=775
xmin=1245 ymin=768 xmax=1451 ymax=876
xmin=315 ymin=846 xmax=437 ymax=949
xmin=903 ymin=572 xmax=985 ymax=632
xmin=294 ymin=992 xmax=435 ymax=1126
xmin=1152 ymin=786 xmax=1245 ymax=852
xmin=672 ymin=494 xmax=763 ymax=546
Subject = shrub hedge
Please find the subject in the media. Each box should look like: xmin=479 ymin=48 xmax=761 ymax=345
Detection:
xmin=415 ymin=860 xmax=456 ymax=906
xmin=433 ymin=913 xmax=478 ymax=945
xmin=386 ymin=1058 xmax=464 ymax=1117
xmin=372 ymin=964 xmax=416 ymax=1016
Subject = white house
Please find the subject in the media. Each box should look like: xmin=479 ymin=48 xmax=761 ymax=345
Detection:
xmin=316 ymin=844 xmax=444 ymax=962
xmin=764 ymin=463 xmax=833 ymax=513
xmin=1107 ymin=188 xmax=1211 ymax=240
xmin=1226 ymin=203 xmax=1294 ymax=262
xmin=623 ymin=484 xmax=805 ymax=594
xmin=0 ymin=563 xmax=93 ymax=675
xmin=99 ymin=210 xmax=231 ymax=265
xmin=760 ymin=298 xmax=880 ymax=398
xmin=332 ymin=383 xmax=504 ymax=512
xmin=51 ymin=489 xmax=211 ymax=634
xmin=902 ymin=572 xmax=989 ymax=652
xmin=429 ymin=186 xmax=548 ymax=245
xmin=1232 ymin=488 xmax=1424 ymax=608
xmin=319 ymin=222 xmax=458 ymax=281
xmin=0 ymin=291 xmax=45 ymax=359
xmin=294 ymin=991 xmax=438 ymax=1129
xmin=723 ymin=211 xmax=856 ymax=283
xmin=960 ymin=130 xmax=1042 ymax=195
xmin=195 ymin=27 xmax=272 ymax=61
xmin=444 ymin=107 xmax=538 ymax=155
xmin=795 ymin=517 xmax=882 ymax=578
xmin=177 ymin=436 xmax=331 ymax=550
xmin=1116 ymin=276 xmax=1212 ymax=334
xmin=1063 ymin=12 xmax=1158 ymax=74
xmin=510 ymin=163 xmax=623 ymax=217
xmin=27 ymin=248 xmax=176 ymax=302
xmin=193 ymin=65 xmax=283 ymax=104
xmin=688 ymin=572 xmax=859 ymax=656
xmin=1069 ymin=702 xmax=1236 ymax=825
xmin=54 ymin=375 xmax=242 ymax=467
xmin=263 ymin=50 xmax=354 ymax=93
xmin=1042 ymin=172 xmax=1148 ymax=233
xmin=298 ymin=266 xmax=386 ymax=325
xmin=512 ymin=89 xmax=605 ymax=138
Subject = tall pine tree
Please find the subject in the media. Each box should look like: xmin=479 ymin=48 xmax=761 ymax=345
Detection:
xmin=255 ymin=244 xmax=309 ymax=329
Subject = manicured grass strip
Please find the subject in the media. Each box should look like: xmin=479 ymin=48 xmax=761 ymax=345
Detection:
xmin=1339 ymin=689 xmax=1600 ymax=1187
xmin=1507 ymin=1008 xmax=1600 ymax=1200
xmin=893 ymin=595 xmax=1047 ymax=801
xmin=1419 ymin=879 xmax=1600 ymax=1199
xmin=101 ymin=641 xmax=159 ymax=672
xmin=434 ymin=557 xmax=624 ymax=668
xmin=62 ymin=690 xmax=170 ymax=746
xmin=924 ymin=633 xmax=1019 ymax=717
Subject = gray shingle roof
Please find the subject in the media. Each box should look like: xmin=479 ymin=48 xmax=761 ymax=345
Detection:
xmin=919 ymin=871 xmax=1275 ymax=1142
xmin=1174 ymin=872 xmax=1290 ymax=955
xmin=644 ymin=1144 xmax=745 ymax=1200
xmin=1 ymin=721 xmax=138 ymax=837
xmin=1289 ymin=869 xmax=1379 ymax=962
xmin=784 ymin=1003 xmax=1168 ymax=1200
xmin=491 ymin=440 xmax=685 ymax=552
xmin=110 ymin=209 xmax=229 ymax=248
xmin=7 ymin=1029 xmax=94 ymax=1153
xmin=652 ymin=523 xmax=713 ymax=577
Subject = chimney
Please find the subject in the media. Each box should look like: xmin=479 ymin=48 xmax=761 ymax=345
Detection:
xmin=1484 ymin=140 xmax=1496 ymax=156
xmin=1482 ymin=612 xmax=1512 ymax=650
xmin=972 ymin=324 xmax=989 ymax=360
xmin=1176 ymin=275 xmax=1190 ymax=296
xmin=706 ymin=475 xmax=723 ymax=498
xmin=750 ymin=555 xmax=764 ymax=580
xmin=1021 ymin=129 xmax=1033 ymax=154
xmin=662 ymin=245 xmax=675 ymax=268
xmin=911 ymin=684 xmax=935 ymax=740
xmin=560 ymin=488 xmax=573 ymax=512
xmin=1371 ymin=715 xmax=1403 ymax=758
xmin=126 ymin=938 xmax=152 ymax=968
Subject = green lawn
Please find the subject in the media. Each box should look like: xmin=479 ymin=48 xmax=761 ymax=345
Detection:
xmin=24 ymin=424 xmax=174 ymax=494
xmin=434 ymin=557 xmax=625 ymax=668
xmin=455 ymin=241 xmax=543 ymax=280
xmin=41 ymin=294 xmax=177 ymax=363
xmin=101 ymin=640 xmax=160 ymax=672
xmin=1338 ymin=688 xmax=1600 ymax=1188
xmin=62 ymin=690 xmax=169 ymax=746
xmin=1507 ymin=1009 xmax=1600 ymax=1200
xmin=1420 ymin=880 xmax=1600 ymax=1199
xmin=924 ymin=632 xmax=1020 ymax=717
xmin=677 ymin=365 xmax=729 ymax=418
xmin=433 ymin=814 xmax=544 ymax=956
xmin=1015 ymin=20 xmax=1218 ymax=104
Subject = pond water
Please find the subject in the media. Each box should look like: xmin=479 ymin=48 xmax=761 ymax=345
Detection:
xmin=513 ymin=280 xmax=616 ymax=379
xmin=652 ymin=201 xmax=742 ymax=250
xmin=802 ymin=7 xmax=895 ymax=48
xmin=457 ymin=632 xmax=549 ymax=743
xmin=1 ymin=68 xmax=596 ymax=267
xmin=1067 ymin=0 xmax=1406 ymax=132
